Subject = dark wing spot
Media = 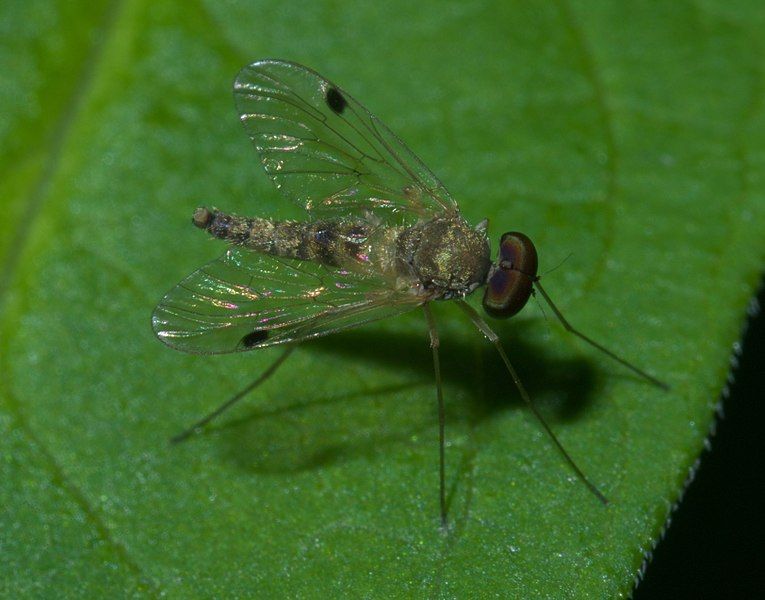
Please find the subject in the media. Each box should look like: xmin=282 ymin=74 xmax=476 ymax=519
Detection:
xmin=240 ymin=330 xmax=269 ymax=348
xmin=326 ymin=87 xmax=347 ymax=114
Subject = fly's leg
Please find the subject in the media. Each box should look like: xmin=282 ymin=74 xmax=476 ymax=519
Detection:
xmin=423 ymin=303 xmax=448 ymax=529
xmin=534 ymin=280 xmax=669 ymax=390
xmin=171 ymin=346 xmax=295 ymax=444
xmin=456 ymin=300 xmax=609 ymax=506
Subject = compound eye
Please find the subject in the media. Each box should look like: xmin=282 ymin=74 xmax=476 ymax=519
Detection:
xmin=482 ymin=232 xmax=538 ymax=319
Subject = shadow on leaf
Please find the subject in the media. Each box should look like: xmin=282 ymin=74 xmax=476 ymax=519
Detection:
xmin=193 ymin=317 xmax=611 ymax=474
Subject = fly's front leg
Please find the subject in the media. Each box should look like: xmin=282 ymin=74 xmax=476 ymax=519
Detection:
xmin=533 ymin=281 xmax=669 ymax=390
xmin=456 ymin=300 xmax=609 ymax=505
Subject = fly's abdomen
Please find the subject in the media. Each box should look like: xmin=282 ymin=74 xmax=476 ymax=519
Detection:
xmin=193 ymin=207 xmax=370 ymax=267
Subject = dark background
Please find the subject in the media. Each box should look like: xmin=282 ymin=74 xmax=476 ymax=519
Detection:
xmin=635 ymin=280 xmax=764 ymax=599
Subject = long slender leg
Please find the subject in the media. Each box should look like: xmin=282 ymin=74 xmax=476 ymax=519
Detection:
xmin=423 ymin=303 xmax=448 ymax=528
xmin=171 ymin=346 xmax=295 ymax=444
xmin=456 ymin=300 xmax=609 ymax=505
xmin=534 ymin=280 xmax=669 ymax=390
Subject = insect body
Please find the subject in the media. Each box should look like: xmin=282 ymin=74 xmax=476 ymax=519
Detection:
xmin=193 ymin=205 xmax=491 ymax=302
xmin=153 ymin=60 xmax=666 ymax=528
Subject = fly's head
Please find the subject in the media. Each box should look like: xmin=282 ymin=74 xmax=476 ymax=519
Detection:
xmin=482 ymin=232 xmax=538 ymax=318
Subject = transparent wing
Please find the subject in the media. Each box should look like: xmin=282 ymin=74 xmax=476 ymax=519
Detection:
xmin=152 ymin=248 xmax=423 ymax=354
xmin=233 ymin=59 xmax=459 ymax=226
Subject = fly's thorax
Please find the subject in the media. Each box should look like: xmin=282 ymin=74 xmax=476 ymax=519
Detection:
xmin=395 ymin=217 xmax=491 ymax=297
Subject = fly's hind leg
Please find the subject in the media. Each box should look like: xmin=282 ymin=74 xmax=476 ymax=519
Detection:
xmin=423 ymin=303 xmax=448 ymax=529
xmin=171 ymin=346 xmax=295 ymax=444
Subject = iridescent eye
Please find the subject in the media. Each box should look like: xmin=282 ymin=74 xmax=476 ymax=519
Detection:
xmin=482 ymin=232 xmax=538 ymax=318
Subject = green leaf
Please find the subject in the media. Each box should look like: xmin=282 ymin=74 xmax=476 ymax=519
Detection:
xmin=2 ymin=1 xmax=763 ymax=598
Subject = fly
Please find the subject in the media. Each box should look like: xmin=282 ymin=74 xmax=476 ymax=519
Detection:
xmin=152 ymin=59 xmax=668 ymax=529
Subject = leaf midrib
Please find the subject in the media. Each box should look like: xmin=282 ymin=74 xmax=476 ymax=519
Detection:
xmin=0 ymin=0 xmax=165 ymax=595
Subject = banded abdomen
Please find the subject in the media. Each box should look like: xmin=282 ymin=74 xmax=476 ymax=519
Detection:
xmin=192 ymin=206 xmax=394 ymax=270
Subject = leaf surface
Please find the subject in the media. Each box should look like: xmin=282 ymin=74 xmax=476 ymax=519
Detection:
xmin=2 ymin=1 xmax=764 ymax=597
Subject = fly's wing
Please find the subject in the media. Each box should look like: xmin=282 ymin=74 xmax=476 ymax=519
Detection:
xmin=152 ymin=248 xmax=423 ymax=354
xmin=233 ymin=60 xmax=459 ymax=226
